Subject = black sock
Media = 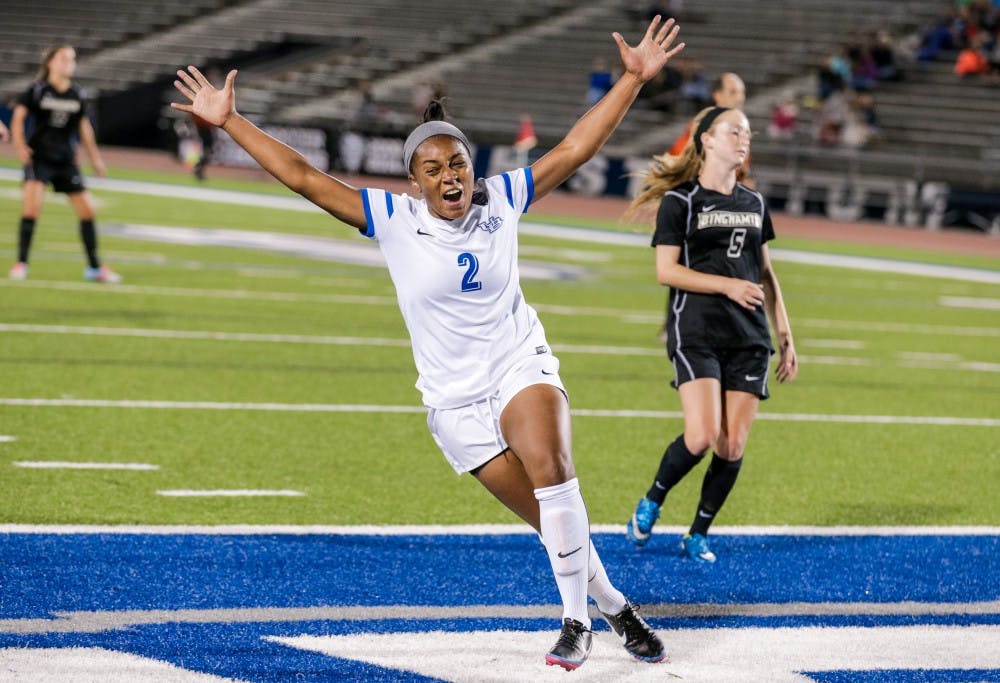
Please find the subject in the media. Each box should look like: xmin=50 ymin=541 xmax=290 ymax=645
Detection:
xmin=690 ymin=454 xmax=743 ymax=536
xmin=17 ymin=217 xmax=36 ymax=263
xmin=646 ymin=434 xmax=705 ymax=505
xmin=80 ymin=219 xmax=100 ymax=269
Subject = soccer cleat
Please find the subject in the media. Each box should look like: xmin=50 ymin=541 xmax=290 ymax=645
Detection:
xmin=602 ymin=602 xmax=667 ymax=663
xmin=545 ymin=618 xmax=593 ymax=671
xmin=84 ymin=265 xmax=122 ymax=284
xmin=681 ymin=533 xmax=717 ymax=563
xmin=626 ymin=497 xmax=660 ymax=547
xmin=9 ymin=262 xmax=28 ymax=280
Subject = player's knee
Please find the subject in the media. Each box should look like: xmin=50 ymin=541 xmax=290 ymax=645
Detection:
xmin=684 ymin=429 xmax=717 ymax=457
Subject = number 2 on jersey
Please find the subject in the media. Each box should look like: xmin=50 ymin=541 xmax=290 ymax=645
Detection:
xmin=457 ymin=252 xmax=482 ymax=292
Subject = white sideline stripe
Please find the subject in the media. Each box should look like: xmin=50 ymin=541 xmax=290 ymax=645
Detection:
xmin=156 ymin=489 xmax=304 ymax=497
xmin=3 ymin=169 xmax=998 ymax=282
xmin=1 ymin=397 xmax=996 ymax=427
xmin=940 ymin=295 xmax=1000 ymax=310
xmin=13 ymin=461 xmax=159 ymax=471
xmin=799 ymin=317 xmax=1000 ymax=338
xmin=0 ymin=323 xmax=412 ymax=348
xmin=0 ymin=435 xmax=16 ymax=442
xmin=2 ymin=524 xmax=999 ymax=536
xmin=3 ymin=600 xmax=999 ymax=636
xmin=4 ymin=324 xmax=998 ymax=370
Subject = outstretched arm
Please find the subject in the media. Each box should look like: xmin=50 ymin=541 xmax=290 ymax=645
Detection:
xmin=172 ymin=67 xmax=367 ymax=230
xmin=530 ymin=16 xmax=684 ymax=199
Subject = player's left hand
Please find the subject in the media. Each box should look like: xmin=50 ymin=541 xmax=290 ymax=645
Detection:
xmin=613 ymin=15 xmax=685 ymax=83
xmin=776 ymin=338 xmax=798 ymax=383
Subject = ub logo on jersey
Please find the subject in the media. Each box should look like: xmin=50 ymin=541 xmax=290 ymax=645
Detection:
xmin=476 ymin=216 xmax=503 ymax=233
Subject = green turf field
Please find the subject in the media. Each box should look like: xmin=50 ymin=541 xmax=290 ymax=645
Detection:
xmin=1 ymin=167 xmax=997 ymax=526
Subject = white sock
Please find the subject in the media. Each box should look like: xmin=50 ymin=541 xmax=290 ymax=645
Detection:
xmin=535 ymin=477 xmax=591 ymax=628
xmin=587 ymin=541 xmax=627 ymax=616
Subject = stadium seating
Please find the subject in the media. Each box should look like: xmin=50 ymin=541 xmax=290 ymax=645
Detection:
xmin=3 ymin=0 xmax=994 ymax=195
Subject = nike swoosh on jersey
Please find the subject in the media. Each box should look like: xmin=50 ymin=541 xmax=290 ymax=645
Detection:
xmin=416 ymin=228 xmax=432 ymax=236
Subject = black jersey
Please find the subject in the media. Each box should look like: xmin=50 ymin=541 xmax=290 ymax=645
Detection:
xmin=652 ymin=180 xmax=775 ymax=356
xmin=16 ymin=82 xmax=88 ymax=164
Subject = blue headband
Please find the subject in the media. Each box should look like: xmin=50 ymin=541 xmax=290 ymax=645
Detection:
xmin=403 ymin=120 xmax=471 ymax=171
xmin=693 ymin=106 xmax=731 ymax=155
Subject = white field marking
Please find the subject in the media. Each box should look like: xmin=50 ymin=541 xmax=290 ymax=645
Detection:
xmin=2 ymin=279 xmax=399 ymax=307
xmin=898 ymin=359 xmax=1000 ymax=373
xmin=798 ymin=317 xmax=1000 ymax=337
xmin=1 ymin=397 xmax=997 ymax=427
xmin=800 ymin=338 xmax=865 ymax=349
xmin=1 ymin=322 xmax=990 ymax=370
xmin=6 ymin=279 xmax=1000 ymax=339
xmin=796 ymin=354 xmax=871 ymax=366
xmin=156 ymin=489 xmax=304 ymax=497
xmin=3 ymin=169 xmax=998 ymax=282
xmin=0 ymin=323 xmax=411 ymax=348
xmin=0 ymin=435 xmax=16 ymax=442
xmin=0 ymin=648 xmax=233 ymax=682
xmin=518 ymin=244 xmax=612 ymax=262
xmin=13 ymin=461 xmax=159 ymax=471
xmin=899 ymin=351 xmax=963 ymax=362
xmin=270 ymin=625 xmax=1000 ymax=683
xmin=940 ymin=295 xmax=1000 ymax=310
xmin=3 ymin=599 xmax=999 ymax=635
xmin=3 ymin=524 xmax=1000 ymax=536
xmin=101 ymin=222 xmax=586 ymax=281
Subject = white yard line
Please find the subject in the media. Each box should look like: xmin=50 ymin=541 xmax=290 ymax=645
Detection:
xmin=0 ymin=397 xmax=995 ymax=427
xmin=13 ymin=461 xmax=159 ymax=470
xmin=156 ymin=490 xmax=304 ymax=497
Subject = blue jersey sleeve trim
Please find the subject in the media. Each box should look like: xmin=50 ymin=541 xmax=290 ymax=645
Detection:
xmin=361 ymin=189 xmax=376 ymax=239
xmin=502 ymin=172 xmax=515 ymax=209
xmin=384 ymin=190 xmax=394 ymax=219
xmin=523 ymin=166 xmax=534 ymax=213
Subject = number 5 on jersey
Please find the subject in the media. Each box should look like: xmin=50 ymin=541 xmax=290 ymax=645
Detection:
xmin=458 ymin=252 xmax=482 ymax=292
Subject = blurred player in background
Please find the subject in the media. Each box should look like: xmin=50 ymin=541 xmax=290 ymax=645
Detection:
xmin=8 ymin=45 xmax=120 ymax=283
xmin=172 ymin=16 xmax=684 ymax=673
xmin=625 ymin=105 xmax=797 ymax=563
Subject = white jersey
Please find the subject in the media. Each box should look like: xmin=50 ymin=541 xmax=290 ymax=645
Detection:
xmin=361 ymin=167 xmax=551 ymax=409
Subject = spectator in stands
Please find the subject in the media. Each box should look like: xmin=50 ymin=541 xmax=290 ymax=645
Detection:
xmin=815 ymin=88 xmax=849 ymax=146
xmin=767 ymin=92 xmax=799 ymax=141
xmin=679 ymin=59 xmax=711 ymax=111
xmin=623 ymin=105 xmax=798 ymax=563
xmin=816 ymin=55 xmax=847 ymax=101
xmin=172 ymin=15 xmax=685 ymax=672
xmin=954 ymin=31 xmax=994 ymax=76
xmin=8 ymin=45 xmax=120 ymax=283
xmin=637 ymin=62 xmax=683 ymax=111
xmin=667 ymin=71 xmax=745 ymax=155
xmin=585 ymin=58 xmax=616 ymax=107
xmin=869 ymin=30 xmax=902 ymax=81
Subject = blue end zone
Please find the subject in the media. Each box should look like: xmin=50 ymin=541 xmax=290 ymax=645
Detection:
xmin=1 ymin=531 xmax=998 ymax=682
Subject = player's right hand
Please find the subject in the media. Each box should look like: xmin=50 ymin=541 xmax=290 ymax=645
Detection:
xmin=171 ymin=67 xmax=237 ymax=128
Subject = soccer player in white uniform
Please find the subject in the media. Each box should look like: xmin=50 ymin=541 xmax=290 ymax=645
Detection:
xmin=172 ymin=15 xmax=685 ymax=671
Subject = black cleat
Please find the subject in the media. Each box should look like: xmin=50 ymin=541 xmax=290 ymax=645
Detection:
xmin=602 ymin=602 xmax=667 ymax=663
xmin=545 ymin=617 xmax=593 ymax=670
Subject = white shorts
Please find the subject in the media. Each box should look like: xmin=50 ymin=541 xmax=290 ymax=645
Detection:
xmin=427 ymin=352 xmax=566 ymax=474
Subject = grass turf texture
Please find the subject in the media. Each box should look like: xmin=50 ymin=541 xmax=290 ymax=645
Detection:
xmin=0 ymin=169 xmax=997 ymax=526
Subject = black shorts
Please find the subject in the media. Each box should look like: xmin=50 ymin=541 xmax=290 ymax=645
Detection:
xmin=24 ymin=159 xmax=85 ymax=194
xmin=670 ymin=345 xmax=772 ymax=399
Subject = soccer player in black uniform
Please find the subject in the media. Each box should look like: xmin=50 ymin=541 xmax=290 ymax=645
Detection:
xmin=8 ymin=45 xmax=120 ymax=283
xmin=624 ymin=105 xmax=798 ymax=562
